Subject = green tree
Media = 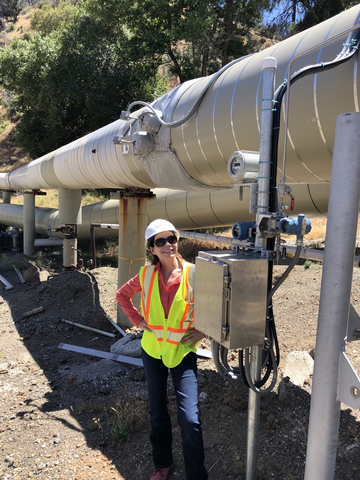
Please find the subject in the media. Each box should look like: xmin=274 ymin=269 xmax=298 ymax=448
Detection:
xmin=84 ymin=0 xmax=270 ymax=82
xmin=266 ymin=0 xmax=358 ymax=37
xmin=30 ymin=1 xmax=79 ymax=35
xmin=295 ymin=0 xmax=358 ymax=32
xmin=0 ymin=0 xmax=22 ymax=23
xmin=0 ymin=13 xmax=164 ymax=157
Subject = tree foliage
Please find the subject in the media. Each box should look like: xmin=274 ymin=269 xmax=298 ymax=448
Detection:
xmin=0 ymin=0 xmax=22 ymax=23
xmin=295 ymin=0 xmax=358 ymax=32
xmin=30 ymin=1 xmax=79 ymax=35
xmin=0 ymin=12 xmax=164 ymax=157
xmin=266 ymin=0 xmax=358 ymax=37
xmin=84 ymin=0 xmax=271 ymax=83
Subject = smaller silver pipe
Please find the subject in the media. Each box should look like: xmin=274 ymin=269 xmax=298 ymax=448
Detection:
xmin=61 ymin=319 xmax=116 ymax=338
xmin=285 ymin=245 xmax=360 ymax=267
xmin=91 ymin=223 xmax=119 ymax=229
xmin=179 ymin=230 xmax=246 ymax=247
xmin=0 ymin=274 xmax=13 ymax=291
xmin=34 ymin=239 xmax=63 ymax=247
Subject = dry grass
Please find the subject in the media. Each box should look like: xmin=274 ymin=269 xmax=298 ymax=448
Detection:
xmin=301 ymin=216 xmax=360 ymax=245
xmin=7 ymin=10 xmax=33 ymax=41
xmin=306 ymin=216 xmax=327 ymax=240
xmin=9 ymin=189 xmax=109 ymax=208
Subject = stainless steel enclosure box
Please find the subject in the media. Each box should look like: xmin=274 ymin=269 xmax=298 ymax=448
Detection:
xmin=194 ymin=250 xmax=268 ymax=349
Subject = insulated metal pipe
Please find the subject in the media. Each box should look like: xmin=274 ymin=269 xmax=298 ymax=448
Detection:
xmin=304 ymin=112 xmax=360 ymax=479
xmin=34 ymin=239 xmax=63 ymax=247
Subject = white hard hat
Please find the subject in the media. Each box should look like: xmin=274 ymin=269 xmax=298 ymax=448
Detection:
xmin=145 ymin=219 xmax=176 ymax=242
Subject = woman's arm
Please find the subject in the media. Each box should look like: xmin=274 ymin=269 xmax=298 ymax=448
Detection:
xmin=116 ymin=274 xmax=144 ymax=327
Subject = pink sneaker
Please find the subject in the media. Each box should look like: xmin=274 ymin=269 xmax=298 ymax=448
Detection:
xmin=150 ymin=463 xmax=175 ymax=480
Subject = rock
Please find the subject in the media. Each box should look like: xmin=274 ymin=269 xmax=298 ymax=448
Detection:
xmin=283 ymin=351 xmax=314 ymax=387
xmin=278 ymin=376 xmax=296 ymax=405
xmin=110 ymin=334 xmax=142 ymax=358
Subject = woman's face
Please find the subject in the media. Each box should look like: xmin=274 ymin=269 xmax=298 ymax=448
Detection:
xmin=151 ymin=230 xmax=178 ymax=262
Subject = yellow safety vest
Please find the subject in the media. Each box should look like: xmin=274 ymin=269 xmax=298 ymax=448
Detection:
xmin=139 ymin=262 xmax=196 ymax=368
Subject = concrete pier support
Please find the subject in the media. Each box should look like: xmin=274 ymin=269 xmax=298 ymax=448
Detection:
xmin=117 ymin=189 xmax=154 ymax=327
xmin=2 ymin=191 xmax=11 ymax=204
xmin=58 ymin=188 xmax=82 ymax=268
xmin=23 ymin=191 xmax=35 ymax=257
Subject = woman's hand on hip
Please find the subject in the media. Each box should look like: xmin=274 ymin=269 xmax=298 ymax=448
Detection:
xmin=138 ymin=319 xmax=153 ymax=333
xmin=180 ymin=328 xmax=205 ymax=348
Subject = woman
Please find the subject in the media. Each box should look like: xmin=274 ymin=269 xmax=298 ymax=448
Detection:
xmin=116 ymin=219 xmax=208 ymax=480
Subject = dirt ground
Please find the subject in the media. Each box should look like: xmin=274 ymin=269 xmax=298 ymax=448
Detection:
xmin=1 ymin=249 xmax=360 ymax=480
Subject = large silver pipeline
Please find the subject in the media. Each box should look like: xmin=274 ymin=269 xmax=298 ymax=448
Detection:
xmin=0 ymin=183 xmax=330 ymax=238
xmin=0 ymin=6 xmax=359 ymax=193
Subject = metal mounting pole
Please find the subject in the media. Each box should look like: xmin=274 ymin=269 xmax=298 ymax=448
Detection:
xmin=304 ymin=112 xmax=360 ymax=480
xmin=246 ymin=57 xmax=277 ymax=480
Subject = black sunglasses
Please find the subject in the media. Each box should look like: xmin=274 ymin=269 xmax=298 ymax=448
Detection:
xmin=153 ymin=235 xmax=177 ymax=248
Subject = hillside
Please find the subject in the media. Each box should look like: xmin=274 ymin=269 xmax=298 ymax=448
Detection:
xmin=0 ymin=9 xmax=33 ymax=173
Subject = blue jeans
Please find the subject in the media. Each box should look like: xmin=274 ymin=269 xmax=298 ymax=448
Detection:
xmin=141 ymin=348 xmax=208 ymax=480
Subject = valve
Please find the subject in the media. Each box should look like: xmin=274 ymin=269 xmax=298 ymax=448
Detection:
xmin=290 ymin=196 xmax=295 ymax=211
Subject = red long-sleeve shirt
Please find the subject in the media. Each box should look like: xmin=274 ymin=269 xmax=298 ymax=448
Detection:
xmin=116 ymin=262 xmax=182 ymax=327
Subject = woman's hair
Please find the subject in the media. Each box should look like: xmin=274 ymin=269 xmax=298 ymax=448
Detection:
xmin=146 ymin=230 xmax=180 ymax=265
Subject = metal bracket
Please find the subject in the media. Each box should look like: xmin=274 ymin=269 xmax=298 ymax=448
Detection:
xmin=347 ymin=303 xmax=360 ymax=342
xmin=111 ymin=188 xmax=155 ymax=199
xmin=337 ymin=351 xmax=360 ymax=408
xmin=223 ymin=287 xmax=231 ymax=300
xmin=249 ymin=183 xmax=258 ymax=214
